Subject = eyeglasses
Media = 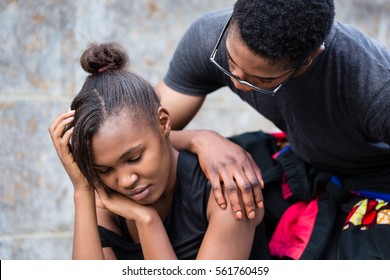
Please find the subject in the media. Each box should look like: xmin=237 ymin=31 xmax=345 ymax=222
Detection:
xmin=210 ymin=14 xmax=308 ymax=96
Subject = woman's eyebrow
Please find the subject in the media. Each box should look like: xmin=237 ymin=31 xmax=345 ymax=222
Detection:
xmin=118 ymin=144 xmax=142 ymax=161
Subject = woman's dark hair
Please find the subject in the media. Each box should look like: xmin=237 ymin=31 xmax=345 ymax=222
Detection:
xmin=232 ymin=0 xmax=335 ymax=68
xmin=68 ymin=42 xmax=161 ymax=188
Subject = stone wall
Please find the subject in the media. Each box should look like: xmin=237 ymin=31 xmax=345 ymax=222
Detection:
xmin=1 ymin=0 xmax=389 ymax=259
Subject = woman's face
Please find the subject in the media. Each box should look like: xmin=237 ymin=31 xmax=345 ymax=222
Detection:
xmin=91 ymin=108 xmax=176 ymax=205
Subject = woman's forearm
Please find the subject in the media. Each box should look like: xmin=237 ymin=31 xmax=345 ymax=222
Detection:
xmin=72 ymin=189 xmax=105 ymax=260
xmin=135 ymin=211 xmax=177 ymax=260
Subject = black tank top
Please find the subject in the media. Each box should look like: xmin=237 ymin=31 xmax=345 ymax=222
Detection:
xmin=98 ymin=150 xmax=270 ymax=259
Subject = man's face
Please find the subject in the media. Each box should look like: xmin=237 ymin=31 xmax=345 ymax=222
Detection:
xmin=225 ymin=31 xmax=296 ymax=93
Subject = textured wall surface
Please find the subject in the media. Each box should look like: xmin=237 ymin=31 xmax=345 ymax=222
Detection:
xmin=1 ymin=0 xmax=389 ymax=260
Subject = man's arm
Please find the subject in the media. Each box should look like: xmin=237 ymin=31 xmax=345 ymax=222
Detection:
xmin=156 ymin=81 xmax=264 ymax=220
xmin=156 ymin=80 xmax=206 ymax=130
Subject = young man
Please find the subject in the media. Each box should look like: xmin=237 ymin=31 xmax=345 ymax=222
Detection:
xmin=156 ymin=0 xmax=390 ymax=259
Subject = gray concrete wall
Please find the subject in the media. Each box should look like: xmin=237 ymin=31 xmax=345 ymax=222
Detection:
xmin=1 ymin=0 xmax=389 ymax=260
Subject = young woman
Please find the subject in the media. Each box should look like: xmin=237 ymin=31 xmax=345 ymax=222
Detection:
xmin=49 ymin=42 xmax=268 ymax=260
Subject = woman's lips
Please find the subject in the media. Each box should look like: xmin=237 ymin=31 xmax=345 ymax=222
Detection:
xmin=127 ymin=185 xmax=150 ymax=201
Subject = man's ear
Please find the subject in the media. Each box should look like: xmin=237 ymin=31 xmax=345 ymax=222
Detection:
xmin=157 ymin=106 xmax=171 ymax=137
xmin=294 ymin=43 xmax=325 ymax=77
xmin=305 ymin=43 xmax=325 ymax=67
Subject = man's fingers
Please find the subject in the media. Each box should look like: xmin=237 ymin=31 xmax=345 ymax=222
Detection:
xmin=208 ymin=180 xmax=227 ymax=210
xmin=246 ymin=152 xmax=264 ymax=208
xmin=232 ymin=172 xmax=257 ymax=219
xmin=220 ymin=172 xmax=243 ymax=220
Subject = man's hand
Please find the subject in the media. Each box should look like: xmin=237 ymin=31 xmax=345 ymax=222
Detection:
xmin=194 ymin=131 xmax=264 ymax=220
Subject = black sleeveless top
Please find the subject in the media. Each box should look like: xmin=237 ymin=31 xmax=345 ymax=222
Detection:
xmin=98 ymin=150 xmax=269 ymax=259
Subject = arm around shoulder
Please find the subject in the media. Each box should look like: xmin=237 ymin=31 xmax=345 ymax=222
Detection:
xmin=156 ymin=81 xmax=205 ymax=130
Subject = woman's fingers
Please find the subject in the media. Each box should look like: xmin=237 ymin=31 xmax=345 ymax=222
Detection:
xmin=49 ymin=110 xmax=75 ymax=137
xmin=49 ymin=110 xmax=75 ymax=156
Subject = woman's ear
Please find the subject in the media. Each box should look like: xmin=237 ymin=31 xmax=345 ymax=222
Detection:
xmin=157 ymin=106 xmax=171 ymax=137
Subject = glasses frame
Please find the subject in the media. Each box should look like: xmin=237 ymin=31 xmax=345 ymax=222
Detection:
xmin=210 ymin=15 xmax=308 ymax=96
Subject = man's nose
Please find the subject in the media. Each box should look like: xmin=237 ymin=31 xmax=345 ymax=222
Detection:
xmin=230 ymin=76 xmax=254 ymax=92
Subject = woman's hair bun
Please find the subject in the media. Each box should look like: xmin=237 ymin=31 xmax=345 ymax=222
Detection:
xmin=80 ymin=42 xmax=129 ymax=74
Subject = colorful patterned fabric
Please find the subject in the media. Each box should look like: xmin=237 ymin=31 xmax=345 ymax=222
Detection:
xmin=268 ymin=145 xmax=390 ymax=259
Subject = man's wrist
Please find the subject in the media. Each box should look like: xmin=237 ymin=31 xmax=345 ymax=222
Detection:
xmin=190 ymin=130 xmax=217 ymax=154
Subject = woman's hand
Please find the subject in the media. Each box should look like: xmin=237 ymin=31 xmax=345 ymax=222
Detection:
xmin=95 ymin=186 xmax=156 ymax=223
xmin=194 ymin=131 xmax=264 ymax=220
xmin=48 ymin=110 xmax=90 ymax=191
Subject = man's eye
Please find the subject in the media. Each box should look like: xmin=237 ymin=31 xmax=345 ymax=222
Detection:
xmin=260 ymin=79 xmax=273 ymax=84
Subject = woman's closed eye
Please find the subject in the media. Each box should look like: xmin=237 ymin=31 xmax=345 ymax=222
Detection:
xmin=96 ymin=167 xmax=112 ymax=175
xmin=94 ymin=151 xmax=143 ymax=174
xmin=127 ymin=153 xmax=142 ymax=163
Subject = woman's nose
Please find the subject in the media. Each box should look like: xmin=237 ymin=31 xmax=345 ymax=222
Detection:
xmin=117 ymin=169 xmax=138 ymax=188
